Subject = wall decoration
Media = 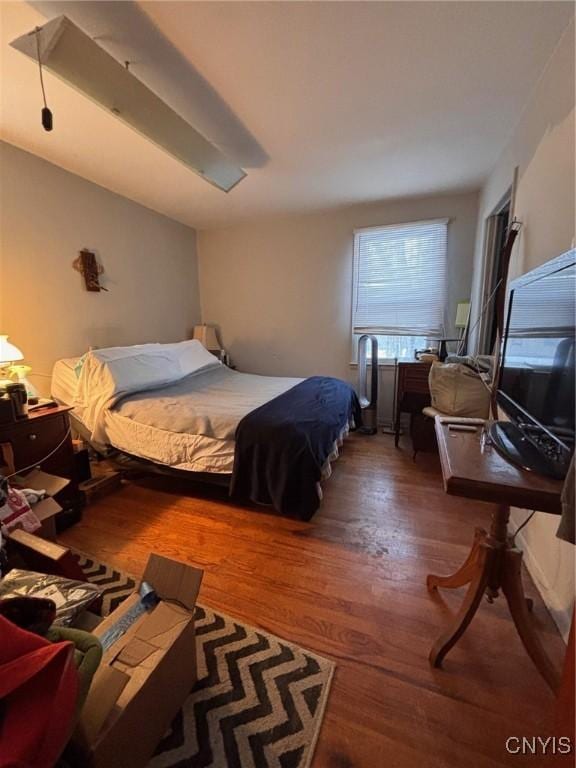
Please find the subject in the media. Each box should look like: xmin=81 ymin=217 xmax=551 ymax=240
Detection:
xmin=73 ymin=249 xmax=108 ymax=292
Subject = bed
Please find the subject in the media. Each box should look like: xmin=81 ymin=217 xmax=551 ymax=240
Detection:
xmin=51 ymin=341 xmax=360 ymax=520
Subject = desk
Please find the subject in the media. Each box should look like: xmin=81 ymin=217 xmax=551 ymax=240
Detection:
xmin=427 ymin=418 xmax=563 ymax=691
xmin=394 ymin=361 xmax=431 ymax=447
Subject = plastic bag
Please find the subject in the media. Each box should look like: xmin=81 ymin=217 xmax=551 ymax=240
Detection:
xmin=0 ymin=569 xmax=101 ymax=626
xmin=429 ymin=362 xmax=491 ymax=418
xmin=0 ymin=487 xmax=41 ymax=535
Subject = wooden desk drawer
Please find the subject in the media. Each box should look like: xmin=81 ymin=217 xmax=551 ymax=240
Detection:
xmin=395 ymin=362 xmax=433 ymax=448
xmin=398 ymin=392 xmax=431 ymax=412
xmin=400 ymin=366 xmax=431 ymax=394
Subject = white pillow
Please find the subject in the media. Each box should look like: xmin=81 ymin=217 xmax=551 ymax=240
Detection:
xmin=74 ymin=340 xmax=221 ymax=442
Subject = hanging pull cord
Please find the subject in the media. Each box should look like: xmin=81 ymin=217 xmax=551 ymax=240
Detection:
xmin=34 ymin=27 xmax=53 ymax=131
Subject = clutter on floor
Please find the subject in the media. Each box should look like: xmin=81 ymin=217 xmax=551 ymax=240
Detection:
xmin=0 ymin=531 xmax=204 ymax=768
xmin=76 ymin=550 xmax=336 ymax=768
xmin=71 ymin=437 xmax=125 ymax=505
xmin=0 ymin=529 xmax=335 ymax=768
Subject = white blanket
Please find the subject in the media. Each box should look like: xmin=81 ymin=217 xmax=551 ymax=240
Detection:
xmin=107 ymin=366 xmax=302 ymax=473
xmin=74 ymin=340 xmax=221 ymax=443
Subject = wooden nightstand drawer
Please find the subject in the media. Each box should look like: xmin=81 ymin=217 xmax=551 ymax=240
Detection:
xmin=6 ymin=413 xmax=70 ymax=474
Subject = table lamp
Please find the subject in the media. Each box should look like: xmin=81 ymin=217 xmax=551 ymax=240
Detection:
xmin=455 ymin=301 xmax=471 ymax=331
xmin=455 ymin=301 xmax=471 ymax=355
xmin=193 ymin=325 xmax=222 ymax=356
xmin=0 ymin=335 xmax=24 ymax=381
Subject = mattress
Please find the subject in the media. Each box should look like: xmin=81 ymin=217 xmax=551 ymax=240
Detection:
xmin=51 ymin=357 xmax=81 ymax=406
xmin=52 ymin=357 xmax=301 ymax=474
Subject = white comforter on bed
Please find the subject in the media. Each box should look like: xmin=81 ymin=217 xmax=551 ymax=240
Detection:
xmin=74 ymin=341 xmax=220 ymax=443
xmin=67 ymin=341 xmax=302 ymax=473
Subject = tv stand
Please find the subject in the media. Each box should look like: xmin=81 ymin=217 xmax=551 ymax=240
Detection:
xmin=489 ymin=420 xmax=567 ymax=480
xmin=428 ymin=418 xmax=563 ymax=691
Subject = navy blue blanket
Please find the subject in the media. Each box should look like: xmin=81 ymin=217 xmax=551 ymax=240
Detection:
xmin=230 ymin=376 xmax=361 ymax=520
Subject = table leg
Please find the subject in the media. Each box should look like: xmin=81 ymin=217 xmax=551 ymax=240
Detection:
xmin=429 ymin=543 xmax=494 ymax=668
xmin=485 ymin=503 xmax=510 ymax=599
xmin=501 ymin=547 xmax=560 ymax=692
xmin=427 ymin=527 xmax=485 ymax=591
xmin=394 ymin=409 xmax=401 ymax=448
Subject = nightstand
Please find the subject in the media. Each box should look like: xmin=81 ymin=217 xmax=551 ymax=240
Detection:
xmin=0 ymin=405 xmax=83 ymax=530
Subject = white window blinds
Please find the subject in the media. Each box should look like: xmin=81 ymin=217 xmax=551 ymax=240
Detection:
xmin=508 ymin=267 xmax=575 ymax=338
xmin=352 ymin=219 xmax=449 ymax=336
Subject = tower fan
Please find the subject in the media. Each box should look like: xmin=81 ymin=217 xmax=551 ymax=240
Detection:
xmin=357 ymin=335 xmax=378 ymax=434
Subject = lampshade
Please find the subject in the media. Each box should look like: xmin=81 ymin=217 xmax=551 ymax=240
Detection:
xmin=0 ymin=335 xmax=24 ymax=364
xmin=455 ymin=301 xmax=471 ymax=329
xmin=193 ymin=325 xmax=221 ymax=351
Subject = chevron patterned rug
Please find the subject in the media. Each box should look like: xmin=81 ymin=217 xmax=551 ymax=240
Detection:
xmin=74 ymin=552 xmax=335 ymax=768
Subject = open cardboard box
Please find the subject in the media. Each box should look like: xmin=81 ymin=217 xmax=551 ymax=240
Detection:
xmin=10 ymin=469 xmax=70 ymax=541
xmin=71 ymin=553 xmax=203 ymax=768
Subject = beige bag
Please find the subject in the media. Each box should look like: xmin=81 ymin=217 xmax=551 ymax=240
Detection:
xmin=429 ymin=362 xmax=491 ymax=418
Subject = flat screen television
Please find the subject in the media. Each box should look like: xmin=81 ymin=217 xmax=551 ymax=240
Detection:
xmin=492 ymin=249 xmax=575 ymax=480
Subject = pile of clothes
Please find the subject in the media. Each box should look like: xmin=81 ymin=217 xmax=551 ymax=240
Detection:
xmin=0 ymin=505 xmax=103 ymax=768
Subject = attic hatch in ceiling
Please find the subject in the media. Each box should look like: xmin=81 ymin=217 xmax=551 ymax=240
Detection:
xmin=10 ymin=15 xmax=247 ymax=192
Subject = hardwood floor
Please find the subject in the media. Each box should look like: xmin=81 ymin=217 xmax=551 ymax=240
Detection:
xmin=60 ymin=433 xmax=568 ymax=767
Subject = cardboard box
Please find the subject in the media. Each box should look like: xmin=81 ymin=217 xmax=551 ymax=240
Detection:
xmin=10 ymin=469 xmax=70 ymax=541
xmin=7 ymin=529 xmax=89 ymax=583
xmin=73 ymin=553 xmax=203 ymax=768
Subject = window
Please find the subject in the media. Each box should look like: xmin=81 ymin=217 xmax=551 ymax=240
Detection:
xmin=352 ymin=219 xmax=448 ymax=360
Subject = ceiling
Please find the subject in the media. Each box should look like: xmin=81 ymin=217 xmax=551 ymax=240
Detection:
xmin=0 ymin=1 xmax=573 ymax=229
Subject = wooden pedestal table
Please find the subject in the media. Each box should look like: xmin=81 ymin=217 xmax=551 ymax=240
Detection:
xmin=427 ymin=418 xmax=563 ymax=691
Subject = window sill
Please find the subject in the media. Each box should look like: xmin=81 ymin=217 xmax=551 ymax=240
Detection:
xmin=349 ymin=358 xmax=415 ymax=368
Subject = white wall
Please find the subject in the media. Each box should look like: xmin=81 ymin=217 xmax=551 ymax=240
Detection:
xmin=469 ymin=20 xmax=575 ymax=639
xmin=198 ymin=190 xmax=479 ymax=384
xmin=0 ymin=141 xmax=200 ymax=393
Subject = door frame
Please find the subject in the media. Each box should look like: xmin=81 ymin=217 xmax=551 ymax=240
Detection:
xmin=477 ymin=169 xmax=518 ymax=354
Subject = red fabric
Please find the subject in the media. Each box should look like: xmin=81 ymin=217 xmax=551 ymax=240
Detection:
xmin=0 ymin=614 xmax=79 ymax=768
